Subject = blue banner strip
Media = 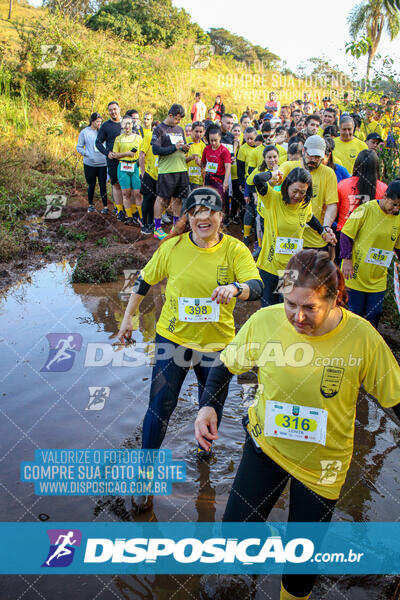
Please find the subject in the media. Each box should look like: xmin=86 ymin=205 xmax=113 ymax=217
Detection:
xmin=0 ymin=522 xmax=399 ymax=574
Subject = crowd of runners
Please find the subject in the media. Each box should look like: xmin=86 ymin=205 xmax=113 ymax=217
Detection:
xmin=76 ymin=90 xmax=400 ymax=600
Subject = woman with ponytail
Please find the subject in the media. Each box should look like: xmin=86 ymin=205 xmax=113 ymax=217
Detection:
xmin=195 ymin=248 xmax=400 ymax=600
xmin=115 ymin=187 xmax=263 ymax=513
xmin=341 ymin=178 xmax=400 ymax=327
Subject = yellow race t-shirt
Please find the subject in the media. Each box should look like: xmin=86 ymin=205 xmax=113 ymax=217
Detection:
xmin=360 ymin=120 xmax=384 ymax=139
xmin=113 ymin=133 xmax=142 ymax=161
xmin=220 ymin=304 xmax=400 ymax=499
xmin=142 ymin=233 xmax=261 ymax=351
xmin=140 ymin=135 xmax=158 ymax=180
xmin=280 ymin=160 xmax=338 ymax=248
xmin=187 ymin=140 xmax=206 ymax=185
xmin=341 ymin=200 xmax=400 ymax=292
xmin=237 ymin=143 xmax=257 ymax=177
xmin=257 ymin=185 xmax=312 ymax=275
xmin=332 ymin=137 xmax=368 ymax=174
xmin=248 ymin=144 xmax=287 ymax=172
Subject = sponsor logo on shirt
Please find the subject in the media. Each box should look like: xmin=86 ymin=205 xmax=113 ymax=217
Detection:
xmin=320 ymin=366 xmax=344 ymax=398
xmin=216 ymin=265 xmax=230 ymax=286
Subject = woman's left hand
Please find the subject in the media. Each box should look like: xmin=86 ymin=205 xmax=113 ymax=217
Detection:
xmin=211 ymin=284 xmax=237 ymax=304
xmin=322 ymin=227 xmax=337 ymax=245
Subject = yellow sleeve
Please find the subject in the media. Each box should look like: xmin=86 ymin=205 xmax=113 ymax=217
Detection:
xmin=113 ymin=136 xmax=120 ymax=153
xmin=142 ymin=240 xmax=171 ymax=285
xmin=246 ymin=168 xmax=260 ymax=186
xmin=237 ymin=145 xmax=247 ymax=162
xmin=220 ymin=313 xmax=263 ymax=374
xmin=279 ymin=161 xmax=293 ymax=183
xmin=341 ymin=204 xmax=367 ymax=240
xmin=361 ymin=328 xmax=400 ymax=408
xmin=232 ymin=240 xmax=262 ymax=283
xmin=325 ymin=167 xmax=339 ymax=205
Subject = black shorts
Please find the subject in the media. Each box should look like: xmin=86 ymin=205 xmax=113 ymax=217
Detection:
xmin=106 ymin=158 xmax=119 ymax=186
xmin=156 ymin=172 xmax=190 ymax=201
xmin=141 ymin=172 xmax=157 ymax=199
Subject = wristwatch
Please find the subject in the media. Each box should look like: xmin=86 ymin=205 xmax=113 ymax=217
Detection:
xmin=231 ymin=282 xmax=243 ymax=297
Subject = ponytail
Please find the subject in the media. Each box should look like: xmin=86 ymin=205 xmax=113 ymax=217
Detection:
xmin=160 ymin=214 xmax=190 ymax=246
xmin=286 ymin=249 xmax=348 ymax=307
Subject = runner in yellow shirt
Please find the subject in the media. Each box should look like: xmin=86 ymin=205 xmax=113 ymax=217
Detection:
xmin=195 ymin=248 xmax=400 ymax=600
xmin=340 ymin=180 xmax=400 ymax=327
xmin=139 ymin=129 xmax=158 ymax=234
xmin=185 ymin=121 xmax=205 ymax=190
xmin=333 ymin=116 xmax=368 ymax=173
xmin=275 ymin=136 xmax=338 ymax=253
xmin=115 ymin=187 xmax=263 ymax=511
xmin=360 ymin=105 xmax=384 ymax=140
xmin=112 ymin=116 xmax=142 ymax=225
xmin=142 ymin=112 xmax=153 ymax=141
xmin=230 ymin=124 xmax=244 ymax=224
xmin=237 ymin=127 xmax=258 ymax=244
xmin=248 ymin=166 xmax=335 ymax=306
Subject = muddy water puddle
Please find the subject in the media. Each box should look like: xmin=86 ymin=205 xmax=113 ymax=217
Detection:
xmin=0 ymin=263 xmax=399 ymax=599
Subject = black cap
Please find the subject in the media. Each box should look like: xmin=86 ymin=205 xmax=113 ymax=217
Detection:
xmin=183 ymin=187 xmax=223 ymax=213
xmin=366 ymin=132 xmax=383 ymax=142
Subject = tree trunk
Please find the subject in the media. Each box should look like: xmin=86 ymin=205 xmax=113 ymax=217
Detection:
xmin=365 ymin=46 xmax=374 ymax=91
xmin=7 ymin=0 xmax=12 ymax=19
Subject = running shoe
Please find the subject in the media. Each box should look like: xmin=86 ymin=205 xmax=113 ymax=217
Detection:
xmin=117 ymin=211 xmax=126 ymax=222
xmin=161 ymin=213 xmax=171 ymax=224
xmin=125 ymin=217 xmax=133 ymax=225
xmin=132 ymin=214 xmax=143 ymax=227
xmin=101 ymin=207 xmax=109 ymax=215
xmin=113 ymin=206 xmax=118 ymax=215
xmin=141 ymin=224 xmax=152 ymax=235
xmin=87 ymin=205 xmax=95 ymax=213
xmin=154 ymin=227 xmax=167 ymax=240
xmin=243 ymin=236 xmax=250 ymax=246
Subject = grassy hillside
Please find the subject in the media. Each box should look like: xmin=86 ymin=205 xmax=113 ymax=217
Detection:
xmin=0 ymin=0 xmax=341 ymax=260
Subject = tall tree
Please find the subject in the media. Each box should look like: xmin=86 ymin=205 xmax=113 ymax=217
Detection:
xmin=348 ymin=0 xmax=400 ymax=88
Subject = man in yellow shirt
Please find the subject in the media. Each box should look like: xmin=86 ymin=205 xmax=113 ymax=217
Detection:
xmin=139 ymin=131 xmax=158 ymax=234
xmin=276 ymin=136 xmax=338 ymax=254
xmin=142 ymin=112 xmax=153 ymax=141
xmin=360 ymin=105 xmax=384 ymax=140
xmin=333 ymin=116 xmax=368 ymax=174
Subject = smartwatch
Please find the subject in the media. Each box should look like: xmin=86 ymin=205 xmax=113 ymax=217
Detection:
xmin=231 ymin=282 xmax=243 ymax=297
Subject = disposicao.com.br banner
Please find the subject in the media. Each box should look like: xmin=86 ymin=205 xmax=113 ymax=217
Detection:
xmin=0 ymin=522 xmax=399 ymax=575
